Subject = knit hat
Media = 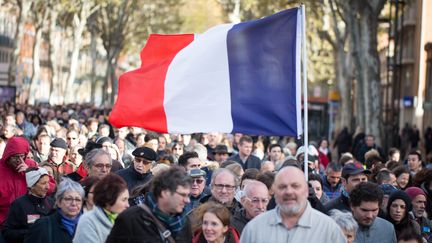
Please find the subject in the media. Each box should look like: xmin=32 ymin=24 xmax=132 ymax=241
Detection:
xmin=405 ymin=187 xmax=427 ymax=200
xmin=25 ymin=167 xmax=48 ymax=188
xmin=387 ymin=190 xmax=413 ymax=213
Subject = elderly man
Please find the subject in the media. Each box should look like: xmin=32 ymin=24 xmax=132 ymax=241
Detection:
xmin=213 ymin=145 xmax=231 ymax=164
xmin=405 ymin=187 xmax=432 ymax=240
xmin=40 ymin=138 xmax=71 ymax=183
xmin=85 ymin=148 xmax=112 ymax=179
xmin=325 ymin=162 xmax=370 ymax=212
xmin=106 ymin=167 xmax=192 ymax=243
xmin=185 ymin=169 xmax=209 ymax=214
xmin=349 ymin=182 xmax=396 ymax=243
xmin=240 ymin=166 xmax=346 ymax=242
xmin=200 ymin=168 xmax=239 ymax=214
xmin=117 ymin=147 xmax=157 ymax=192
xmin=232 ymin=180 xmax=269 ymax=234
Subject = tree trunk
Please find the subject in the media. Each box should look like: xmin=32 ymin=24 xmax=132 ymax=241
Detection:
xmin=8 ymin=0 xmax=32 ymax=86
xmin=28 ymin=24 xmax=43 ymax=105
xmin=48 ymin=8 xmax=59 ymax=104
xmin=90 ymin=31 xmax=97 ymax=104
xmin=345 ymin=1 xmax=366 ymax=132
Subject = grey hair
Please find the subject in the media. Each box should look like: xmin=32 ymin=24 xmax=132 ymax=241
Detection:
xmin=329 ymin=209 xmax=358 ymax=233
xmin=55 ymin=177 xmax=85 ymax=200
xmin=84 ymin=148 xmax=112 ymax=168
xmin=211 ymin=168 xmax=238 ymax=188
xmin=243 ymin=180 xmax=268 ymax=198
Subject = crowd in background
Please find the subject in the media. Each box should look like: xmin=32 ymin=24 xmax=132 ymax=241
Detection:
xmin=0 ymin=102 xmax=431 ymax=243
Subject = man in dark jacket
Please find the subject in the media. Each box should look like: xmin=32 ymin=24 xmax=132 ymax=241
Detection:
xmin=116 ymin=147 xmax=157 ymax=192
xmin=324 ymin=162 xmax=370 ymax=212
xmin=106 ymin=166 xmax=193 ymax=243
xmin=2 ymin=167 xmax=54 ymax=243
xmin=228 ymin=135 xmax=261 ymax=170
xmin=231 ymin=180 xmax=269 ymax=234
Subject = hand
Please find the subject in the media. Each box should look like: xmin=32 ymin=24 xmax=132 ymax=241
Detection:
xmin=16 ymin=163 xmax=28 ymax=173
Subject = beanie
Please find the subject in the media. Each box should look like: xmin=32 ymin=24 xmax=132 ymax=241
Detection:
xmin=405 ymin=187 xmax=427 ymax=200
xmin=25 ymin=167 xmax=49 ymax=188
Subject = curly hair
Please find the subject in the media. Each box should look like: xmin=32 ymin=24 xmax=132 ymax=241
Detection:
xmin=349 ymin=182 xmax=383 ymax=207
xmin=151 ymin=166 xmax=192 ymax=198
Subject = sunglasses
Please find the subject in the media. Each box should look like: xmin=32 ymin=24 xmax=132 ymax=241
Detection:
xmin=192 ymin=178 xmax=204 ymax=184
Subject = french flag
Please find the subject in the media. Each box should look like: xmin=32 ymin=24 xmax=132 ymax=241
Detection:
xmin=109 ymin=7 xmax=303 ymax=136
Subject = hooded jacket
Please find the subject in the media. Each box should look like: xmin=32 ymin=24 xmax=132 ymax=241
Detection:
xmin=0 ymin=137 xmax=38 ymax=226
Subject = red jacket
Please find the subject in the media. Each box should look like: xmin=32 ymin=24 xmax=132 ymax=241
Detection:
xmin=0 ymin=137 xmax=55 ymax=227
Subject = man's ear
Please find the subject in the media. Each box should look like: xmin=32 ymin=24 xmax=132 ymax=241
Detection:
xmin=341 ymin=177 xmax=347 ymax=187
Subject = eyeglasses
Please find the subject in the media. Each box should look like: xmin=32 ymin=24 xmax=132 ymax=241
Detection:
xmin=62 ymin=197 xmax=82 ymax=204
xmin=93 ymin=163 xmax=112 ymax=169
xmin=246 ymin=197 xmax=270 ymax=205
xmin=174 ymin=191 xmax=190 ymax=199
xmin=213 ymin=184 xmax=236 ymax=191
xmin=192 ymin=178 xmax=205 ymax=184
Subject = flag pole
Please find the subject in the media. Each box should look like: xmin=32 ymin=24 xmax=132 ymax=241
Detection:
xmin=301 ymin=4 xmax=309 ymax=180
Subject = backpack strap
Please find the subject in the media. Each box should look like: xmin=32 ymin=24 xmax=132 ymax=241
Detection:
xmin=137 ymin=204 xmax=176 ymax=243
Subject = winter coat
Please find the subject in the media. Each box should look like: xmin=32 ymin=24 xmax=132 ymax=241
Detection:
xmin=0 ymin=137 xmax=38 ymax=226
xmin=2 ymin=193 xmax=54 ymax=243
xmin=23 ymin=212 xmax=74 ymax=243
xmin=73 ymin=206 xmax=113 ymax=243
xmin=106 ymin=205 xmax=192 ymax=243
xmin=116 ymin=166 xmax=153 ymax=192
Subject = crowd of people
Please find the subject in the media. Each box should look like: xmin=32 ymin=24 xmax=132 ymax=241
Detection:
xmin=0 ymin=102 xmax=431 ymax=243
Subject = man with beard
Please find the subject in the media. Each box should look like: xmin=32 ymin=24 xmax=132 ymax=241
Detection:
xmin=240 ymin=166 xmax=346 ymax=242
xmin=349 ymin=182 xmax=396 ymax=243
xmin=405 ymin=187 xmax=432 ymax=240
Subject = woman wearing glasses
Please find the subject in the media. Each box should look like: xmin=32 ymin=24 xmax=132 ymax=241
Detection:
xmin=24 ymin=178 xmax=84 ymax=243
xmin=192 ymin=202 xmax=240 ymax=243
xmin=73 ymin=174 xmax=129 ymax=243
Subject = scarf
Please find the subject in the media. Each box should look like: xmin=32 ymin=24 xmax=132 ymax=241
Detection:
xmin=145 ymin=192 xmax=187 ymax=235
xmin=103 ymin=208 xmax=118 ymax=224
xmin=58 ymin=209 xmax=81 ymax=237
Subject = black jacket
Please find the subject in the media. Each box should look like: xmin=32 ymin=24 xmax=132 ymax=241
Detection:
xmin=324 ymin=193 xmax=351 ymax=212
xmin=116 ymin=166 xmax=153 ymax=192
xmin=230 ymin=208 xmax=250 ymax=235
xmin=106 ymin=205 xmax=192 ymax=243
xmin=23 ymin=212 xmax=73 ymax=243
xmin=228 ymin=154 xmax=261 ymax=170
xmin=2 ymin=194 xmax=54 ymax=243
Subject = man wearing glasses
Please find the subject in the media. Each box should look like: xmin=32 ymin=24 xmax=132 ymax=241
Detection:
xmin=107 ymin=167 xmax=193 ymax=243
xmin=232 ymin=180 xmax=269 ymax=234
xmin=84 ymin=148 xmax=112 ymax=179
xmin=200 ymin=168 xmax=239 ymax=214
xmin=184 ymin=169 xmax=209 ymax=214
xmin=117 ymin=147 xmax=157 ymax=191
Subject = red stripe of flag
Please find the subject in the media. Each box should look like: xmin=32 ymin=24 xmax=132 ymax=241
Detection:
xmin=109 ymin=34 xmax=194 ymax=131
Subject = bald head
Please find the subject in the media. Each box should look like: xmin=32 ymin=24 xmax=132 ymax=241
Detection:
xmin=273 ymin=166 xmax=308 ymax=216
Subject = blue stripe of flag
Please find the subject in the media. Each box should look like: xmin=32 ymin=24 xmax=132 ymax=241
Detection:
xmin=227 ymin=8 xmax=299 ymax=136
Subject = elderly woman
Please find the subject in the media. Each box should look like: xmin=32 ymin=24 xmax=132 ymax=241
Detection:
xmin=329 ymin=209 xmax=358 ymax=243
xmin=73 ymin=174 xmax=129 ymax=243
xmin=3 ymin=167 xmax=54 ymax=243
xmin=24 ymin=178 xmax=84 ymax=243
xmin=192 ymin=202 xmax=240 ymax=243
